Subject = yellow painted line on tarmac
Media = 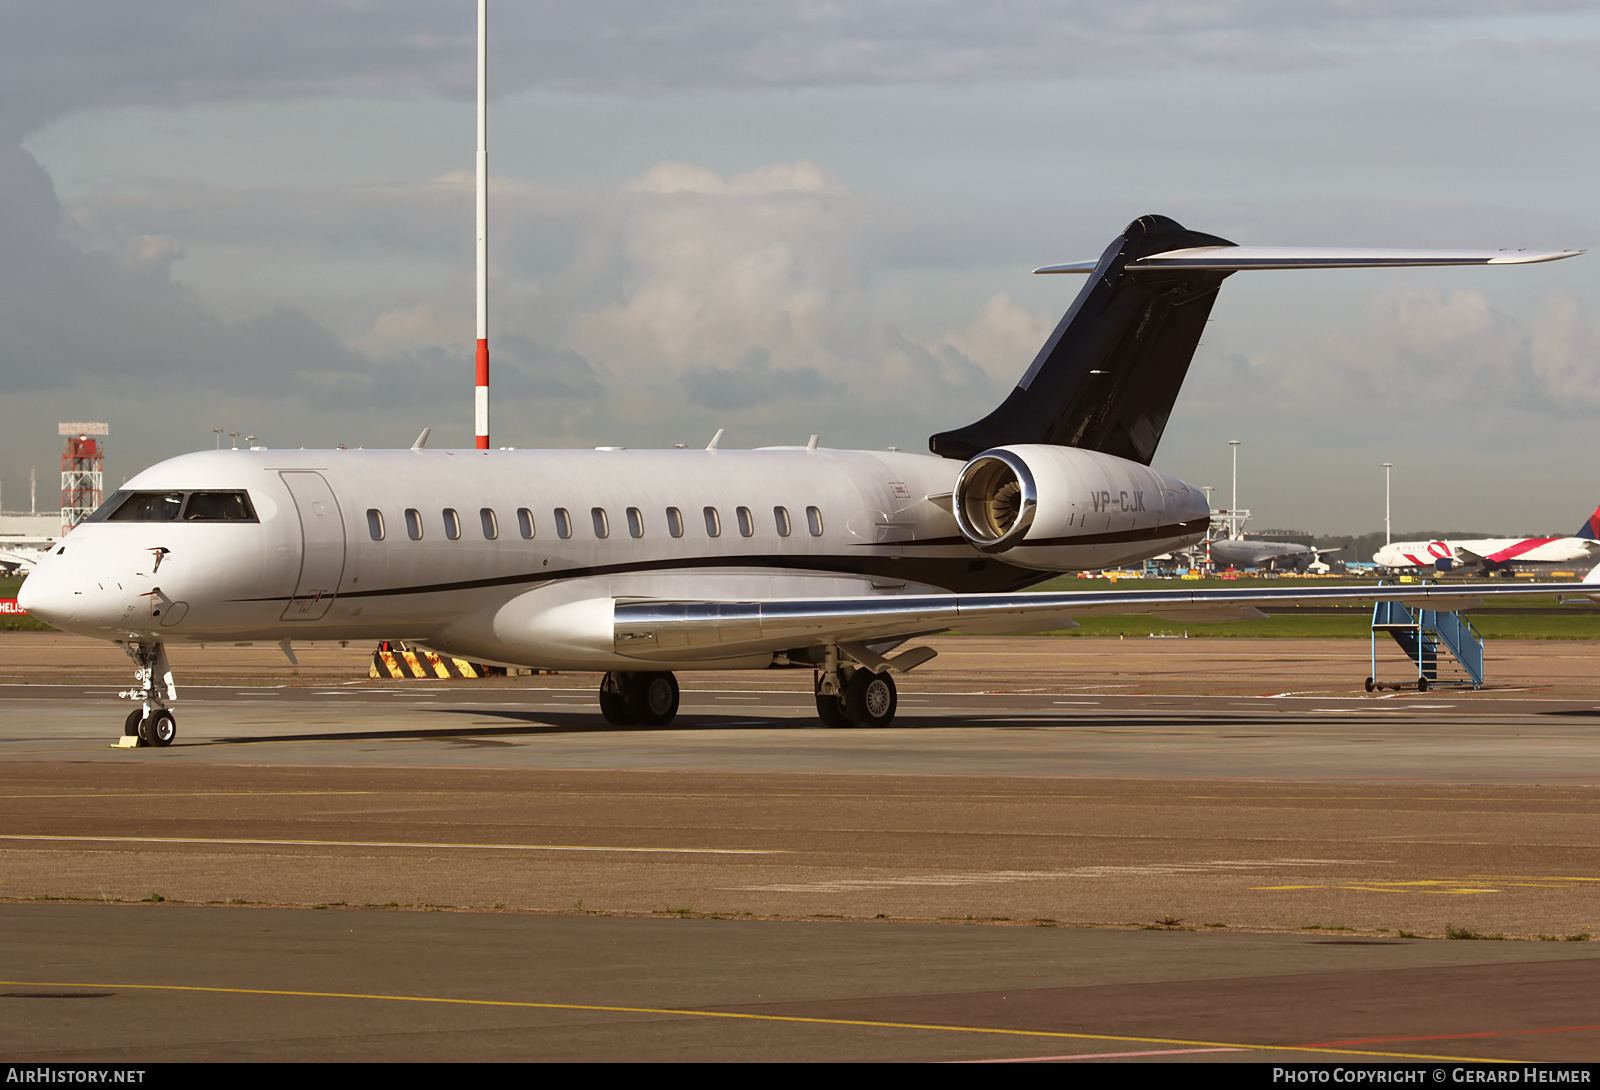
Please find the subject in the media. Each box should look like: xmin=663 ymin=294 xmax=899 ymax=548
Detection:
xmin=0 ymin=834 xmax=780 ymax=855
xmin=1254 ymin=883 xmax=1501 ymax=894
xmin=0 ymin=979 xmax=1514 ymax=1063
xmin=1504 ymin=883 xmax=1579 ymax=888
xmin=0 ymin=791 xmax=377 ymax=800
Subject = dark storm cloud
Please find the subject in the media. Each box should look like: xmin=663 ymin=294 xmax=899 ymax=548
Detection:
xmin=683 ymin=346 xmax=844 ymax=410
xmin=2 ymin=1 xmax=1587 ymax=135
xmin=0 ymin=140 xmax=454 ymax=409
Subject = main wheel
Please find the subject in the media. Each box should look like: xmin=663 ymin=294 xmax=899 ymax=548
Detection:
xmin=814 ymin=674 xmax=853 ymax=729
xmin=625 ymin=672 xmax=679 ymax=726
xmin=139 ymin=710 xmax=176 ymax=747
xmin=598 ymin=673 xmax=634 ymax=726
xmin=124 ymin=709 xmax=143 ymax=737
xmin=843 ymin=669 xmax=897 ymax=728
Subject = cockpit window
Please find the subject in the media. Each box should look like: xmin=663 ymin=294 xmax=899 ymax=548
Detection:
xmin=88 ymin=489 xmax=258 ymax=523
xmin=182 ymin=491 xmax=257 ymax=522
xmin=105 ymin=492 xmax=185 ymax=521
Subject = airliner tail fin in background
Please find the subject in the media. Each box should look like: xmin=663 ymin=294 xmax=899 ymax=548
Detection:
xmin=1575 ymin=504 xmax=1600 ymax=541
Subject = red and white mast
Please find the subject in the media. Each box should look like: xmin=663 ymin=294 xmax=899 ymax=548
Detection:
xmin=474 ymin=0 xmax=490 ymax=449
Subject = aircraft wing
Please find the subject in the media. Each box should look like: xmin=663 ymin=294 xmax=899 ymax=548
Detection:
xmin=613 ymin=579 xmax=1586 ymax=663
xmin=1035 ymin=247 xmax=1583 ymax=274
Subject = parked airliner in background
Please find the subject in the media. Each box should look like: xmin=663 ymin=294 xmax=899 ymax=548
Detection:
xmin=1208 ymin=537 xmax=1339 ymax=573
xmin=1374 ymin=505 xmax=1600 ymax=576
xmin=0 ymin=542 xmax=50 ymax=577
xmin=17 ymin=215 xmax=1587 ymax=745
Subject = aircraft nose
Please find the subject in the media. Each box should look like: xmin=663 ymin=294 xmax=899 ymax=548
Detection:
xmin=14 ymin=557 xmax=73 ymax=628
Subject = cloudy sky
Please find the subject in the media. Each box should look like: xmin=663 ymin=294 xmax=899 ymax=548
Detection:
xmin=2 ymin=2 xmax=1598 ymax=534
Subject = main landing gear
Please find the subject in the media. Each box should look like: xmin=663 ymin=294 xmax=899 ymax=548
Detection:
xmin=814 ymin=645 xmax=899 ymax=729
xmin=117 ymin=640 xmax=177 ymax=748
xmin=598 ymin=671 xmax=681 ymax=726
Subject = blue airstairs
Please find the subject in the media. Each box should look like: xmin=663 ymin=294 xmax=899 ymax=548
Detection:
xmin=1368 ymin=597 xmax=1484 ymax=691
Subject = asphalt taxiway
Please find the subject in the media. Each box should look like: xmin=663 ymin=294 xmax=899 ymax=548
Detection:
xmin=2 ymin=633 xmax=1599 ymax=1061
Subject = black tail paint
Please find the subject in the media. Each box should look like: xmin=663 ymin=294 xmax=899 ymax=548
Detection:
xmin=929 ymin=215 xmax=1233 ymax=464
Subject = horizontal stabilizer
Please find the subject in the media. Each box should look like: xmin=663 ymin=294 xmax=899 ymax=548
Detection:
xmin=1036 ymin=246 xmax=1583 ymax=274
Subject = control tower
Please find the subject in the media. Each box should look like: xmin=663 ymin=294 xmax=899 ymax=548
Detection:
xmin=59 ymin=422 xmax=108 ymax=535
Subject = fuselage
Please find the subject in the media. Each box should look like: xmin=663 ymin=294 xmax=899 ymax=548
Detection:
xmin=19 ymin=446 xmax=1208 ymax=670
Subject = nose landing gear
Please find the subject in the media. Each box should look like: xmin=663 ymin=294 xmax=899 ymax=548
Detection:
xmin=117 ymin=640 xmax=177 ymax=748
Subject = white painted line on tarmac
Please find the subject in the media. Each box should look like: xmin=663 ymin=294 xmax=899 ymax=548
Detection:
xmin=0 ymin=834 xmax=780 ymax=855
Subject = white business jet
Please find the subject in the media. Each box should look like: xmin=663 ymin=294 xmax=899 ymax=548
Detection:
xmin=18 ymin=215 xmax=1585 ymax=746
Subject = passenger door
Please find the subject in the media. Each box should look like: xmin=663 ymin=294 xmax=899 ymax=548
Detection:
xmin=279 ymin=471 xmax=346 ymax=621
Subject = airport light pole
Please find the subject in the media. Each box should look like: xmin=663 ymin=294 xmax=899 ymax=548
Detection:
xmin=1382 ymin=462 xmax=1394 ymax=545
xmin=1229 ymin=440 xmax=1241 ymax=540
xmin=474 ymin=0 xmax=490 ymax=450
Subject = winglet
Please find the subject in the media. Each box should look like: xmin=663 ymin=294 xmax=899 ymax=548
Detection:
xmin=706 ymin=428 xmax=725 ymax=452
xmin=411 ymin=427 xmax=431 ymax=451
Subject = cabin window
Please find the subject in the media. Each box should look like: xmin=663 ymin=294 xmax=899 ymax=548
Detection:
xmin=666 ymin=507 xmax=684 ymax=538
xmin=405 ymin=509 xmax=423 ymax=540
xmin=480 ymin=508 xmax=498 ymax=540
xmin=443 ymin=508 xmax=461 ymax=540
xmin=591 ymin=507 xmax=609 ymax=539
xmin=807 ymin=506 xmax=824 ymax=537
xmin=703 ymin=506 xmax=721 ymax=538
xmin=366 ymin=509 xmax=385 ymax=541
xmin=774 ymin=506 xmax=791 ymax=537
xmin=182 ymin=491 xmax=258 ymax=522
xmin=517 ymin=508 xmax=535 ymax=539
xmin=736 ymin=506 xmax=754 ymax=537
xmin=554 ymin=508 xmax=572 ymax=539
xmin=626 ymin=507 xmax=644 ymax=538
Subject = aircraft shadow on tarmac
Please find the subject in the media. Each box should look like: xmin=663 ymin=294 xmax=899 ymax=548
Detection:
xmin=205 ymin=707 xmax=1293 ymax=746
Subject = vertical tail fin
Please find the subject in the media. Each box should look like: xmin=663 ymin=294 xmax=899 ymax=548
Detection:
xmin=928 ymin=215 xmax=1234 ymax=464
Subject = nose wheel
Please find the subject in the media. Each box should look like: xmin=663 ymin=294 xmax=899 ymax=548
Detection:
xmin=137 ymin=709 xmax=177 ymax=747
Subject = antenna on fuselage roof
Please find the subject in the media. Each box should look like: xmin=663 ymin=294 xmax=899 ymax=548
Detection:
xmin=473 ymin=0 xmax=490 ymax=450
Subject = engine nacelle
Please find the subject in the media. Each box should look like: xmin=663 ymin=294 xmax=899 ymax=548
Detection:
xmin=952 ymin=445 xmax=1210 ymax=572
